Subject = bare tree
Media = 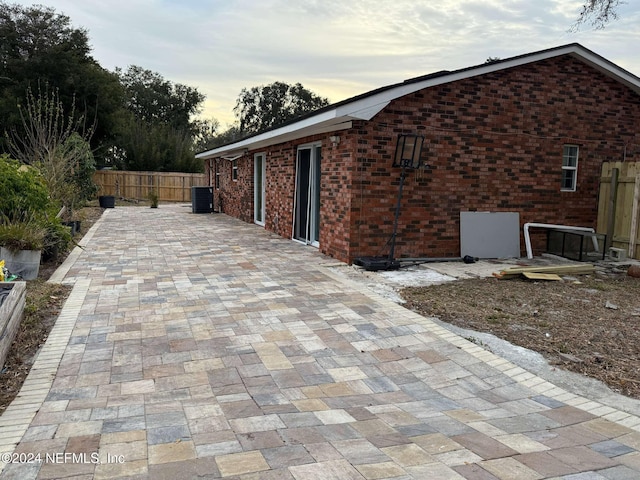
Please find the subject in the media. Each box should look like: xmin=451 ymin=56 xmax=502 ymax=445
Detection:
xmin=573 ymin=0 xmax=624 ymax=29
xmin=6 ymin=84 xmax=95 ymax=214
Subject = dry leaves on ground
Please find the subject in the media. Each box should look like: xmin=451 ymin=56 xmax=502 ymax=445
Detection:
xmin=0 ymin=282 xmax=70 ymax=413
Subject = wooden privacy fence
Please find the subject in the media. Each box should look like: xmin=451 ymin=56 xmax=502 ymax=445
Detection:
xmin=93 ymin=170 xmax=208 ymax=202
xmin=597 ymin=162 xmax=640 ymax=260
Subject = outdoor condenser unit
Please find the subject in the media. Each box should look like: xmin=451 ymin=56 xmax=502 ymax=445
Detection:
xmin=191 ymin=186 xmax=214 ymax=213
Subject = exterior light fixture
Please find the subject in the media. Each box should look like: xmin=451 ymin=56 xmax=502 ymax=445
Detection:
xmin=329 ymin=135 xmax=340 ymax=147
xmin=393 ymin=134 xmax=424 ymax=169
xmin=354 ymin=133 xmax=427 ymax=271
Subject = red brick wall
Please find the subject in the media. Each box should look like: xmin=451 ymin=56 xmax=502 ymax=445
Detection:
xmin=320 ymin=134 xmax=354 ymax=260
xmin=210 ymin=156 xmax=253 ymax=222
xmin=263 ymin=143 xmax=296 ymax=239
xmin=207 ymin=134 xmax=353 ymax=259
xmin=346 ymin=56 xmax=640 ymax=263
xmin=204 ymin=55 xmax=640 ymax=265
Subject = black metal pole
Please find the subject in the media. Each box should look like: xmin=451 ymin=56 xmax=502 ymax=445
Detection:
xmin=388 ymin=166 xmax=407 ymax=261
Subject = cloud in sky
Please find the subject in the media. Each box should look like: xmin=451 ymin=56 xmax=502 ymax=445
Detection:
xmin=11 ymin=0 xmax=640 ymax=125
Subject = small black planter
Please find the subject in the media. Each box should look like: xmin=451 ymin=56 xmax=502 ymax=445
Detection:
xmin=63 ymin=221 xmax=77 ymax=235
xmin=99 ymin=195 xmax=115 ymax=208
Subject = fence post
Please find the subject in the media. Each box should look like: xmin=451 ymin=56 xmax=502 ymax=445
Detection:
xmin=629 ymin=173 xmax=640 ymax=259
xmin=606 ymin=167 xmax=619 ymax=252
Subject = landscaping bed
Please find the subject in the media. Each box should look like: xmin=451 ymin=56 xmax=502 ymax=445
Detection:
xmin=0 ymin=206 xmax=103 ymax=414
xmin=0 ymin=282 xmax=26 ymax=370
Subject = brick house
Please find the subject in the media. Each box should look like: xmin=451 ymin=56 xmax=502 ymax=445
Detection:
xmin=196 ymin=43 xmax=640 ymax=265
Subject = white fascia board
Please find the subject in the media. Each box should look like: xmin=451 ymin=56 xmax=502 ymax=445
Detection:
xmin=196 ymin=119 xmax=353 ymax=159
xmin=196 ymin=110 xmax=347 ymax=159
xmin=565 ymin=48 xmax=640 ymax=94
xmin=338 ymin=45 xmax=640 ymax=114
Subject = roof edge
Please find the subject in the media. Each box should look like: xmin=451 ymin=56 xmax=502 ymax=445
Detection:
xmin=197 ymin=43 xmax=640 ymax=159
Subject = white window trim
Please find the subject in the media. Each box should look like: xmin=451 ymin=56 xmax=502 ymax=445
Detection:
xmin=232 ymin=159 xmax=238 ymax=182
xmin=254 ymin=152 xmax=266 ymax=226
xmin=561 ymin=145 xmax=579 ymax=192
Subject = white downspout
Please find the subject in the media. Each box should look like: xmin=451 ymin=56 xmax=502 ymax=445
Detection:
xmin=523 ymin=223 xmax=599 ymax=260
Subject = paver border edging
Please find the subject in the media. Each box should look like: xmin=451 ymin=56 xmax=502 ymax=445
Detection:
xmin=48 ymin=208 xmax=111 ymax=285
xmin=317 ymin=264 xmax=640 ymax=434
xmin=0 ymin=278 xmax=91 ymax=472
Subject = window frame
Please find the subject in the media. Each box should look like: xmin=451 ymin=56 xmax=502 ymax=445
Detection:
xmin=254 ymin=152 xmax=266 ymax=226
xmin=561 ymin=145 xmax=579 ymax=192
xmin=232 ymin=159 xmax=238 ymax=182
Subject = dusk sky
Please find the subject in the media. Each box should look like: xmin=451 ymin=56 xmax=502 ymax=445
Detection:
xmin=12 ymin=0 xmax=640 ymax=126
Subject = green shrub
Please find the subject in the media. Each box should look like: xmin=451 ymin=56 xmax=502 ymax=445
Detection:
xmin=148 ymin=189 xmax=159 ymax=208
xmin=0 ymin=216 xmax=47 ymax=251
xmin=0 ymin=155 xmax=50 ymax=221
xmin=0 ymin=156 xmax=72 ymax=260
xmin=42 ymin=218 xmax=72 ymax=261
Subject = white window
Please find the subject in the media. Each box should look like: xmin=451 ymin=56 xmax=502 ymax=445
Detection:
xmin=232 ymin=159 xmax=238 ymax=181
xmin=561 ymin=145 xmax=579 ymax=191
xmin=254 ymin=153 xmax=266 ymax=226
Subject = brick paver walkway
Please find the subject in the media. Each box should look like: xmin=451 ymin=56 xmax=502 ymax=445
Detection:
xmin=1 ymin=204 xmax=640 ymax=479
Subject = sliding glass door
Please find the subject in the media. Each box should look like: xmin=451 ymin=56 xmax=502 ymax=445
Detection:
xmin=293 ymin=144 xmax=321 ymax=247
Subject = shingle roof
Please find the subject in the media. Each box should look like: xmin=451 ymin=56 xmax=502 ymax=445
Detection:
xmin=196 ymin=43 xmax=640 ymax=159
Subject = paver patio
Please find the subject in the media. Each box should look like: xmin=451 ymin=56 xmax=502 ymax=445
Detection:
xmin=1 ymin=204 xmax=640 ymax=479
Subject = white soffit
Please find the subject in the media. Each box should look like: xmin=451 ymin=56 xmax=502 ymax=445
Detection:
xmin=196 ymin=119 xmax=354 ymax=160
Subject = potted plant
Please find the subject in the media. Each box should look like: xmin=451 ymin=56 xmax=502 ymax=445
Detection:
xmin=98 ymin=194 xmax=115 ymax=208
xmin=41 ymin=219 xmax=72 ymax=263
xmin=58 ymin=184 xmax=83 ymax=235
xmin=148 ymin=189 xmax=159 ymax=209
xmin=0 ymin=218 xmax=47 ymax=280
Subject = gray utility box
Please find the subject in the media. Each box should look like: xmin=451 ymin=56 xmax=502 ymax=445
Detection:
xmin=460 ymin=211 xmax=521 ymax=259
xmin=191 ymin=187 xmax=214 ymax=213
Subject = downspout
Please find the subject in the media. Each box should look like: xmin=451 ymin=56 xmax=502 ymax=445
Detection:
xmin=523 ymin=223 xmax=599 ymax=260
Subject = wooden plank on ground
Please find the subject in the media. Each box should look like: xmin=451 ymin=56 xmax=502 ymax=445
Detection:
xmin=494 ymin=264 xmax=595 ymax=279
xmin=522 ymin=272 xmax=563 ymax=281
